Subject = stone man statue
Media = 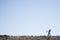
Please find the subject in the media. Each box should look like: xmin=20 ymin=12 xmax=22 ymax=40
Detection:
xmin=47 ymin=29 xmax=51 ymax=40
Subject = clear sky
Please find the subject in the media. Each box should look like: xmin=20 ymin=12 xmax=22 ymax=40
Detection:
xmin=0 ymin=0 xmax=60 ymax=36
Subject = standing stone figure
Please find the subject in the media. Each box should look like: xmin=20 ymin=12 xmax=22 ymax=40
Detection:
xmin=47 ymin=29 xmax=51 ymax=40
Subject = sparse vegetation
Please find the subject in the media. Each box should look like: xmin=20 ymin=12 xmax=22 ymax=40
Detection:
xmin=0 ymin=35 xmax=60 ymax=40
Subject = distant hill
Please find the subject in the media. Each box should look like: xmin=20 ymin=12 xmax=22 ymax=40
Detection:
xmin=0 ymin=35 xmax=60 ymax=40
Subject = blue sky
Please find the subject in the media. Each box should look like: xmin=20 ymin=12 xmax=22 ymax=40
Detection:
xmin=0 ymin=0 xmax=60 ymax=36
